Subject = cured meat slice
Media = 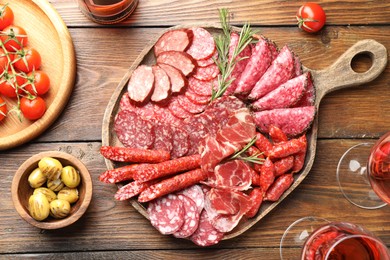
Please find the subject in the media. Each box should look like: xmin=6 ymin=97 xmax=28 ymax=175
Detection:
xmin=132 ymin=100 xmax=156 ymax=120
xmin=206 ymin=160 xmax=253 ymax=191
xmin=152 ymin=103 xmax=183 ymax=127
xmin=100 ymin=146 xmax=170 ymax=163
xmin=253 ymin=106 xmax=316 ymax=137
xmin=185 ymin=88 xmax=211 ymax=105
xmin=114 ymin=110 xmax=155 ymax=149
xmin=147 ymin=194 xmax=185 ymax=235
xmin=197 ymin=50 xmax=218 ymax=67
xmin=190 ymin=210 xmax=224 ymax=247
xmin=186 ymin=27 xmax=216 ymax=60
xmin=294 ymin=72 xmax=316 ymax=107
xmin=154 ymin=29 xmax=193 ymax=57
xmin=200 ymin=135 xmax=236 ymax=173
xmin=171 ymin=126 xmax=190 ymax=159
xmin=293 ymin=55 xmax=303 ymax=77
xmin=188 ymin=76 xmax=218 ymax=96
xmin=119 ymin=92 xmax=137 ymax=112
xmin=173 ymin=194 xmax=200 ymax=238
xmin=267 ymin=38 xmax=279 ymax=60
xmin=152 ymin=122 xmax=173 ymax=152
xmin=225 ymin=32 xmax=252 ymax=95
xmin=207 ymin=95 xmax=246 ymax=112
xmin=234 ymin=38 xmax=272 ymax=95
xmin=184 ymin=120 xmax=209 ymax=155
xmin=192 ymin=63 xmax=220 ymax=81
xmin=151 ymin=65 xmax=171 ymax=102
xmin=248 ymin=45 xmax=295 ymax=100
xmin=177 ymin=95 xmax=207 ymax=114
xmin=178 ymin=185 xmax=205 ymax=213
xmin=251 ymin=72 xmax=308 ymax=111
xmin=158 ymin=63 xmax=187 ymax=93
xmin=157 ymin=51 xmax=196 ymax=76
xmin=204 ymin=188 xmax=241 ymax=215
xmin=167 ymin=96 xmax=193 ymax=119
xmin=127 ymin=65 xmax=154 ymax=102
xmin=202 ymin=106 xmax=230 ymax=136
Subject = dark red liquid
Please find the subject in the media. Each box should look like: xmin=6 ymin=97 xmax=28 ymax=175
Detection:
xmin=92 ymin=0 xmax=123 ymax=5
xmin=301 ymin=222 xmax=389 ymax=260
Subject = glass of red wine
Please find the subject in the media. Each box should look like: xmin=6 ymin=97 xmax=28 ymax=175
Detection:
xmin=337 ymin=132 xmax=390 ymax=209
xmin=280 ymin=216 xmax=390 ymax=259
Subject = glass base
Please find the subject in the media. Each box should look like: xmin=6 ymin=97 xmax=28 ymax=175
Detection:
xmin=336 ymin=143 xmax=387 ymax=209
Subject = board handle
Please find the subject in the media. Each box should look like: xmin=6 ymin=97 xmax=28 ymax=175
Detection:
xmin=309 ymin=39 xmax=388 ymax=103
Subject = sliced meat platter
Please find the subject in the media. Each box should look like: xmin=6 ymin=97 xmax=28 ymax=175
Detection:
xmin=100 ymin=23 xmax=387 ymax=246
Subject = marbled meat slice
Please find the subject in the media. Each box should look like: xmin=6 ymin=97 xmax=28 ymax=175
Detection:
xmin=192 ymin=63 xmax=220 ymax=81
xmin=158 ymin=63 xmax=187 ymax=93
xmin=147 ymin=194 xmax=185 ymax=235
xmin=167 ymin=95 xmax=194 ymax=119
xmin=188 ymin=76 xmax=218 ymax=96
xmin=154 ymin=29 xmax=193 ymax=57
xmin=251 ymin=72 xmax=309 ymax=111
xmin=186 ymin=27 xmax=216 ymax=60
xmin=127 ymin=65 xmax=154 ymax=103
xmin=190 ymin=210 xmax=224 ymax=247
xmin=173 ymin=194 xmax=200 ymax=238
xmin=293 ymin=55 xmax=303 ymax=77
xmin=225 ymin=32 xmax=252 ymax=95
xmin=157 ymin=51 xmax=196 ymax=76
xmin=234 ymin=37 xmax=272 ymax=95
xmin=204 ymin=188 xmax=241 ymax=216
xmin=177 ymin=94 xmax=207 ymax=114
xmin=178 ymin=185 xmax=205 ymax=213
xmin=152 ymin=122 xmax=173 ymax=153
xmin=185 ymin=88 xmax=211 ymax=105
xmin=248 ymin=45 xmax=295 ymax=100
xmin=171 ymin=126 xmax=190 ymax=159
xmin=114 ymin=110 xmax=155 ymax=149
xmin=207 ymin=95 xmax=246 ymax=112
xmin=253 ymin=106 xmax=316 ymax=137
xmin=267 ymin=38 xmax=279 ymax=60
xmin=202 ymin=106 xmax=230 ymax=136
xmin=151 ymin=65 xmax=170 ymax=102
xmin=294 ymin=72 xmax=315 ymax=107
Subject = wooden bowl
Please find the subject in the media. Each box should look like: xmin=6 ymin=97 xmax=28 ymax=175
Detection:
xmin=11 ymin=151 xmax=93 ymax=229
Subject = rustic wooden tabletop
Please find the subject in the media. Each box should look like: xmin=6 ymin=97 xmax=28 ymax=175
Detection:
xmin=1 ymin=0 xmax=390 ymax=259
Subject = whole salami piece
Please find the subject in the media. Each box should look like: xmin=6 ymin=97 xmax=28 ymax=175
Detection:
xmin=173 ymin=194 xmax=200 ymax=238
xmin=186 ymin=27 xmax=216 ymax=60
xmin=114 ymin=110 xmax=155 ymax=149
xmin=127 ymin=65 xmax=154 ymax=103
xmin=114 ymin=180 xmax=156 ymax=201
xmin=157 ymin=50 xmax=196 ymax=76
xmin=248 ymin=45 xmax=295 ymax=100
xmin=99 ymin=163 xmax=148 ymax=184
xmin=147 ymin=194 xmax=185 ymax=235
xmin=158 ymin=63 xmax=187 ymax=93
xmin=190 ymin=210 xmax=224 ymax=247
xmin=154 ymin=29 xmax=193 ymax=57
xmin=151 ymin=65 xmax=171 ymax=102
xmin=264 ymin=173 xmax=294 ymax=202
xmin=100 ymin=146 xmax=170 ymax=163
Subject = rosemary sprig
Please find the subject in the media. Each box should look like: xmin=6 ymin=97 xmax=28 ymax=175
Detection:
xmin=230 ymin=136 xmax=264 ymax=165
xmin=211 ymin=8 xmax=256 ymax=100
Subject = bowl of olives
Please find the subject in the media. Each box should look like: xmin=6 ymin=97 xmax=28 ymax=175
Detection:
xmin=11 ymin=151 xmax=93 ymax=229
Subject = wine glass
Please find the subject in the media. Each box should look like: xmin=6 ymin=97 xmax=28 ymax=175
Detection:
xmin=337 ymin=131 xmax=390 ymax=209
xmin=280 ymin=216 xmax=390 ymax=260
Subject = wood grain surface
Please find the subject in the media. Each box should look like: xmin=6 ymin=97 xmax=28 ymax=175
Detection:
xmin=1 ymin=1 xmax=390 ymax=259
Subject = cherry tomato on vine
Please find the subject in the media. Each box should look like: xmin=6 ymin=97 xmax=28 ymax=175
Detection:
xmin=0 ymin=96 xmax=7 ymax=121
xmin=296 ymin=3 xmax=326 ymax=33
xmin=1 ymin=25 xmax=28 ymax=51
xmin=13 ymin=47 xmax=42 ymax=73
xmin=25 ymin=70 xmax=50 ymax=96
xmin=20 ymin=96 xmax=46 ymax=120
xmin=0 ymin=48 xmax=13 ymax=74
xmin=0 ymin=4 xmax=14 ymax=30
xmin=0 ymin=70 xmax=26 ymax=98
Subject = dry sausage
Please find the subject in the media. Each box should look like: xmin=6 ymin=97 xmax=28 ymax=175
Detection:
xmin=100 ymin=146 xmax=170 ymax=163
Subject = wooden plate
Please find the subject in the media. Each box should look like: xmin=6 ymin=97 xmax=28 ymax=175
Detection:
xmin=102 ymin=25 xmax=387 ymax=240
xmin=0 ymin=0 xmax=76 ymax=150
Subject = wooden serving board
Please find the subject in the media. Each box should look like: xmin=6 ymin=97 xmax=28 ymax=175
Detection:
xmin=0 ymin=0 xmax=76 ymax=150
xmin=102 ymin=25 xmax=387 ymax=240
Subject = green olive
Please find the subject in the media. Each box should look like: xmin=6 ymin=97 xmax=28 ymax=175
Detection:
xmin=61 ymin=166 xmax=80 ymax=188
xmin=33 ymin=187 xmax=57 ymax=203
xmin=57 ymin=187 xmax=79 ymax=204
xmin=49 ymin=199 xmax=71 ymax=219
xmin=28 ymin=168 xmax=47 ymax=188
xmin=38 ymin=157 xmax=63 ymax=181
xmin=47 ymin=178 xmax=65 ymax=192
xmin=28 ymin=193 xmax=50 ymax=221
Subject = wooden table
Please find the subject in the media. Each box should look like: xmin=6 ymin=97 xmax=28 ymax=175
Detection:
xmin=1 ymin=1 xmax=390 ymax=259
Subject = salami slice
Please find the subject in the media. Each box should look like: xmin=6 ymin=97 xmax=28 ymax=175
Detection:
xmin=151 ymin=65 xmax=171 ymax=102
xmin=152 ymin=122 xmax=173 ymax=153
xmin=132 ymin=100 xmax=156 ymax=120
xmin=185 ymin=88 xmax=211 ymax=105
xmin=183 ymin=120 xmax=209 ymax=155
xmin=147 ymin=194 xmax=185 ymax=235
xmin=248 ymin=45 xmax=295 ymax=100
xmin=253 ymin=106 xmax=316 ymax=137
xmin=192 ymin=63 xmax=220 ymax=81
xmin=251 ymin=72 xmax=308 ymax=111
xmin=177 ymin=185 xmax=205 ymax=213
xmin=186 ymin=27 xmax=216 ymax=60
xmin=188 ymin=76 xmax=218 ymax=96
xmin=294 ymin=72 xmax=316 ymax=107
xmin=114 ymin=110 xmax=155 ymax=149
xmin=167 ymin=96 xmax=194 ymax=119
xmin=177 ymin=94 xmax=207 ymax=114
xmin=190 ymin=210 xmax=224 ymax=247
xmin=171 ymin=126 xmax=190 ymax=159
xmin=207 ymin=95 xmax=246 ymax=113
xmin=197 ymin=50 xmax=218 ymax=67
xmin=119 ymin=92 xmax=137 ymax=112
xmin=234 ymin=38 xmax=272 ymax=95
xmin=293 ymin=55 xmax=303 ymax=77
xmin=173 ymin=194 xmax=200 ymax=238
xmin=158 ymin=63 xmax=187 ymax=93
xmin=127 ymin=65 xmax=154 ymax=103
xmin=154 ymin=29 xmax=193 ymax=57
xmin=157 ymin=51 xmax=196 ymax=76
xmin=152 ymin=103 xmax=183 ymax=127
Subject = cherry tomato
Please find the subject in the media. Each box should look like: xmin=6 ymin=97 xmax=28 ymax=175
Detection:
xmin=0 ymin=71 xmax=26 ymax=98
xmin=20 ymin=96 xmax=46 ymax=120
xmin=1 ymin=25 xmax=28 ymax=51
xmin=13 ymin=47 xmax=41 ymax=73
xmin=296 ymin=3 xmax=326 ymax=33
xmin=0 ymin=4 xmax=14 ymax=30
xmin=0 ymin=96 xmax=7 ymax=121
xmin=25 ymin=70 xmax=50 ymax=96
xmin=0 ymin=48 xmax=13 ymax=74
